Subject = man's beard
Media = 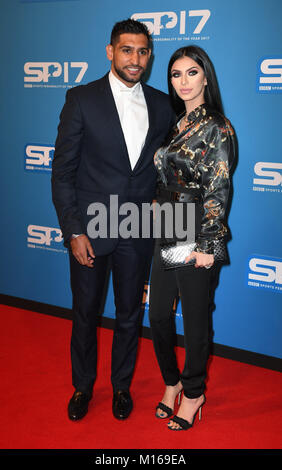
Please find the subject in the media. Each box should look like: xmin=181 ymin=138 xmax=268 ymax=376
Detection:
xmin=114 ymin=65 xmax=144 ymax=85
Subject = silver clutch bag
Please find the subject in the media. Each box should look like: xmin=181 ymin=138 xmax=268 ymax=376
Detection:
xmin=160 ymin=239 xmax=227 ymax=270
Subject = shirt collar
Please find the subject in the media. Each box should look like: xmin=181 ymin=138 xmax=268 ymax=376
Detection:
xmin=109 ymin=70 xmax=141 ymax=95
xmin=185 ymin=103 xmax=207 ymax=123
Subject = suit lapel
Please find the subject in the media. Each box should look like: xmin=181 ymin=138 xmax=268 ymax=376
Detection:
xmin=100 ymin=74 xmax=132 ymax=172
xmin=132 ymin=83 xmax=156 ymax=173
xmin=98 ymin=75 xmax=157 ymax=174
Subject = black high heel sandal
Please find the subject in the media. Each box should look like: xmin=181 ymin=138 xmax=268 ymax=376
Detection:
xmin=168 ymin=394 xmax=206 ymax=430
xmin=155 ymin=390 xmax=182 ymax=419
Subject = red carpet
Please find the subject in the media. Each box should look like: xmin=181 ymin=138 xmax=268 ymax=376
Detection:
xmin=0 ymin=304 xmax=281 ymax=451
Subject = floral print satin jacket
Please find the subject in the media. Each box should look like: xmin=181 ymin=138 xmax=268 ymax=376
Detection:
xmin=154 ymin=103 xmax=235 ymax=254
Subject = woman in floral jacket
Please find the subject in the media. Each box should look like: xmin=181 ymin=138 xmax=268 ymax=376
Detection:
xmin=149 ymin=45 xmax=235 ymax=431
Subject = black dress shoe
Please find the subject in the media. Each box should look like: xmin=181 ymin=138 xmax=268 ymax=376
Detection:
xmin=68 ymin=390 xmax=92 ymax=421
xmin=112 ymin=390 xmax=133 ymax=420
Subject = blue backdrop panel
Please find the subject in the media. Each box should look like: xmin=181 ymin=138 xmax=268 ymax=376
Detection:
xmin=0 ymin=0 xmax=281 ymax=359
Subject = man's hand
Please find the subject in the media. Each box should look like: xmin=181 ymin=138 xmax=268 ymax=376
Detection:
xmin=70 ymin=234 xmax=95 ymax=267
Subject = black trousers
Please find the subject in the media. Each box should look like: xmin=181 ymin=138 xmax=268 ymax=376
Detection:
xmin=149 ymin=242 xmax=216 ymax=399
xmin=69 ymin=237 xmax=151 ymax=394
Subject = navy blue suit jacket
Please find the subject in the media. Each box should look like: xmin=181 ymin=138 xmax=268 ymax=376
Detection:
xmin=51 ymin=73 xmax=175 ymax=255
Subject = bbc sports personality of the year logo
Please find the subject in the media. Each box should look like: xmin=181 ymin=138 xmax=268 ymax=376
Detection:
xmin=247 ymin=255 xmax=282 ymax=293
xmin=24 ymin=144 xmax=54 ymax=172
xmin=24 ymin=61 xmax=88 ymax=88
xmin=131 ymin=9 xmax=211 ymax=42
xmin=27 ymin=225 xmax=67 ymax=253
xmin=252 ymin=161 xmax=282 ymax=193
xmin=257 ymin=56 xmax=282 ymax=93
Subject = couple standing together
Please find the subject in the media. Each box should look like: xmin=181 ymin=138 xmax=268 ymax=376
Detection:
xmin=52 ymin=19 xmax=235 ymax=431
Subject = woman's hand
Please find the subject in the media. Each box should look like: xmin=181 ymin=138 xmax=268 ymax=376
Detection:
xmin=185 ymin=251 xmax=214 ymax=269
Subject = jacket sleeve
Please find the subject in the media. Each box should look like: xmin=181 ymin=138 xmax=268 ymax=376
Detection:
xmin=51 ymin=88 xmax=85 ymax=245
xmin=196 ymin=118 xmax=235 ymax=254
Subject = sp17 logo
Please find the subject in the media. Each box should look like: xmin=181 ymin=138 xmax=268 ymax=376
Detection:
xmin=25 ymin=144 xmax=54 ymax=172
xmin=257 ymin=57 xmax=282 ymax=93
xmin=27 ymin=225 xmax=66 ymax=253
xmin=131 ymin=10 xmax=210 ymax=36
xmin=253 ymin=162 xmax=282 ymax=193
xmin=247 ymin=256 xmax=282 ymax=292
xmin=24 ymin=62 xmax=88 ymax=88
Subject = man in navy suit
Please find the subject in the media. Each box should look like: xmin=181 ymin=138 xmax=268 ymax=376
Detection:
xmin=52 ymin=19 xmax=175 ymax=421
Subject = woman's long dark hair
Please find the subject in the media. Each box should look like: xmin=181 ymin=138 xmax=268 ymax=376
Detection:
xmin=167 ymin=45 xmax=224 ymax=116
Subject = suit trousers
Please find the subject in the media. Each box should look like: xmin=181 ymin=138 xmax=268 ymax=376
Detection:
xmin=69 ymin=237 xmax=151 ymax=394
xmin=149 ymin=242 xmax=215 ymax=398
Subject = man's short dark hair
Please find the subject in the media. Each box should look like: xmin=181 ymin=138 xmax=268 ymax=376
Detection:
xmin=110 ymin=18 xmax=151 ymax=47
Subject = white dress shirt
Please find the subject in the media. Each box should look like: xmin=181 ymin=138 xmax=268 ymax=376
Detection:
xmin=109 ymin=70 xmax=149 ymax=170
